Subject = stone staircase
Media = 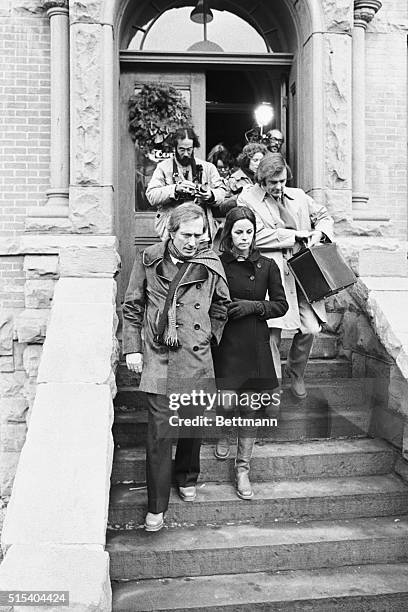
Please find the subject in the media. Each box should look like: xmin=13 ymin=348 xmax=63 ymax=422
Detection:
xmin=108 ymin=332 xmax=408 ymax=611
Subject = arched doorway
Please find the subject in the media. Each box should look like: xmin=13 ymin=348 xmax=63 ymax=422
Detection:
xmin=114 ymin=0 xmax=319 ymax=300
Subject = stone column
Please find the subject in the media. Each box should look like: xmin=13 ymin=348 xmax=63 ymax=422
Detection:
xmin=26 ymin=0 xmax=71 ymax=231
xmin=352 ymin=0 xmax=382 ymax=219
xmin=44 ymin=0 xmax=70 ymax=211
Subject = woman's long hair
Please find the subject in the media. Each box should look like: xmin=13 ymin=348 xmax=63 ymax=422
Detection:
xmin=219 ymin=207 xmax=257 ymax=254
xmin=237 ymin=142 xmax=268 ymax=171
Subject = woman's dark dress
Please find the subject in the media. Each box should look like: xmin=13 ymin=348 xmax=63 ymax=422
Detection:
xmin=213 ymin=249 xmax=288 ymax=391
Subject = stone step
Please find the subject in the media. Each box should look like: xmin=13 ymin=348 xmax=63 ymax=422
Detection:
xmin=107 ymin=515 xmax=408 ymax=580
xmin=280 ymin=331 xmax=338 ymax=359
xmin=111 ymin=438 xmax=394 ymax=484
xmin=114 ymin=378 xmax=371 ymax=413
xmin=113 ymin=379 xmax=374 ymax=447
xmin=113 ymin=406 xmax=370 ymax=447
xmin=111 ymin=563 xmax=408 ymax=611
xmin=108 ymin=474 xmax=408 ymax=529
xmin=115 ymin=357 xmax=351 ymax=388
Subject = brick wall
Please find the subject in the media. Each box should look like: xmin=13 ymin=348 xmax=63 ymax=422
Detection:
xmin=0 ymin=5 xmax=50 ymax=235
xmin=365 ymin=0 xmax=408 ymax=238
xmin=0 ymin=3 xmax=50 ymax=309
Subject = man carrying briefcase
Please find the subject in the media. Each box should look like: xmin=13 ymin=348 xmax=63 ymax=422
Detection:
xmin=237 ymin=153 xmax=334 ymax=399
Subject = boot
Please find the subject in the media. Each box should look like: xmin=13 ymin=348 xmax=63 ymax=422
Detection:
xmin=236 ymin=471 xmax=254 ymax=500
xmin=235 ymin=433 xmax=255 ymax=500
xmin=214 ymin=437 xmax=230 ymax=460
xmin=287 ymin=332 xmax=314 ymax=399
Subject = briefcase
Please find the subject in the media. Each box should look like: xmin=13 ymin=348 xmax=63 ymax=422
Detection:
xmin=287 ymin=243 xmax=357 ymax=303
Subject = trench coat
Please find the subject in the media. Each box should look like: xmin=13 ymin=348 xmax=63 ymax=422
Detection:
xmin=122 ymin=241 xmax=230 ymax=397
xmin=212 ymin=250 xmax=288 ymax=391
xmin=145 ymin=156 xmax=227 ymax=241
xmin=237 ymin=184 xmax=334 ymax=330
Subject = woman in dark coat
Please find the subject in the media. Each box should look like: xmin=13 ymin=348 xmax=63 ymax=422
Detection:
xmin=212 ymin=207 xmax=288 ymax=499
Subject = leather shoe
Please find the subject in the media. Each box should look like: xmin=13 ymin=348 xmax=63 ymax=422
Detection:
xmin=236 ymin=472 xmax=254 ymax=500
xmin=214 ymin=438 xmax=230 ymax=460
xmin=144 ymin=512 xmax=164 ymax=532
xmin=178 ymin=485 xmax=197 ymax=502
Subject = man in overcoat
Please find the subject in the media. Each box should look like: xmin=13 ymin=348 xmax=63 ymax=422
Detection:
xmin=122 ymin=203 xmax=230 ymax=531
xmin=146 ymin=126 xmax=226 ymax=242
xmin=238 ymin=153 xmax=334 ymax=399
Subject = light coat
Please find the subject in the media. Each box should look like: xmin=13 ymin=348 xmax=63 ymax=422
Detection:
xmin=122 ymin=242 xmax=230 ymax=397
xmin=237 ymin=184 xmax=334 ymax=330
xmin=146 ymin=156 xmax=226 ymax=240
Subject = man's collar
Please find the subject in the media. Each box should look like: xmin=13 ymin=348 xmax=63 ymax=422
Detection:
xmin=143 ymin=241 xmax=167 ymax=266
xmin=261 ymin=187 xmax=294 ymax=202
xmin=169 ymin=253 xmax=182 ymax=265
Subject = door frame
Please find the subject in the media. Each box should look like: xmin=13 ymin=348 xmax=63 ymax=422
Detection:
xmin=120 ymin=51 xmax=293 ymax=67
xmin=117 ymin=51 xmax=294 ymax=301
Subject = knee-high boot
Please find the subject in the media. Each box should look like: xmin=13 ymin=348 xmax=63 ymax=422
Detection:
xmin=235 ymin=428 xmax=256 ymax=500
xmin=286 ymin=332 xmax=314 ymax=398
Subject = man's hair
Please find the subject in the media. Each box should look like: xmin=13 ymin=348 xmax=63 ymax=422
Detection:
xmin=256 ymin=153 xmax=293 ymax=184
xmin=170 ymin=127 xmax=200 ymax=149
xmin=237 ymin=143 xmax=268 ymax=170
xmin=267 ymin=129 xmax=284 ymax=142
xmin=167 ymin=203 xmax=207 ymax=235
xmin=220 ymin=206 xmax=256 ymax=253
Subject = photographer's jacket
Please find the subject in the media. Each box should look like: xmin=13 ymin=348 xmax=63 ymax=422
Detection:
xmin=122 ymin=241 xmax=230 ymax=397
xmin=146 ymin=157 xmax=227 ymax=240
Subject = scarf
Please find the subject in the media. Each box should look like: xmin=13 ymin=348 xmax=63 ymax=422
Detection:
xmin=155 ymin=240 xmax=226 ymax=349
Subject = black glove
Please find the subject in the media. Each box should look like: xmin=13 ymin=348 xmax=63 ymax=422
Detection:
xmin=227 ymin=299 xmax=260 ymax=320
xmin=209 ymin=302 xmax=228 ymax=320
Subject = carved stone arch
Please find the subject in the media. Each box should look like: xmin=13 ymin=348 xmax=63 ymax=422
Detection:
xmin=102 ymin=0 xmax=324 ymax=45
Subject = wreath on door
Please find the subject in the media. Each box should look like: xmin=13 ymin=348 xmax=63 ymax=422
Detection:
xmin=128 ymin=83 xmax=193 ymax=153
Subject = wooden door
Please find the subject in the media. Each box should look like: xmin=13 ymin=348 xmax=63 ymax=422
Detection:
xmin=117 ymin=69 xmax=206 ymax=302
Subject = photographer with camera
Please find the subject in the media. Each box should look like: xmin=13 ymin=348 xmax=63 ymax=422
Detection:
xmin=146 ymin=127 xmax=226 ymax=243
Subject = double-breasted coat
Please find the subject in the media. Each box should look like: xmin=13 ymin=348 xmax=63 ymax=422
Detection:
xmin=237 ymin=185 xmax=334 ymax=330
xmin=122 ymin=241 xmax=230 ymax=397
xmin=212 ymin=250 xmax=288 ymax=391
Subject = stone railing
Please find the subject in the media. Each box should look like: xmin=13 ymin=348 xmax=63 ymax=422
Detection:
xmin=0 ymin=253 xmax=58 ymax=555
xmin=329 ymin=237 xmax=408 ymax=481
xmin=0 ymin=237 xmax=120 ymax=611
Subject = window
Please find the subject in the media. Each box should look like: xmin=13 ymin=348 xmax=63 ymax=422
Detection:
xmin=128 ymin=7 xmax=269 ymax=53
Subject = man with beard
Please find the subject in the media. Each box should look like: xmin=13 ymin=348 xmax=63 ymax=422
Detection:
xmin=146 ymin=127 xmax=226 ymax=243
xmin=265 ymin=129 xmax=284 ymax=154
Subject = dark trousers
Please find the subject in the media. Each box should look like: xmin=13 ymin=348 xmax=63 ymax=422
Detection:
xmin=145 ymin=393 xmax=202 ymax=514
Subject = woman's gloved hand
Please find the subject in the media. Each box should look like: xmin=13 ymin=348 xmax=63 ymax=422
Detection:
xmin=227 ymin=298 xmax=260 ymax=320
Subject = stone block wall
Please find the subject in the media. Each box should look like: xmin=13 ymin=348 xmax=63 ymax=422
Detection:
xmin=328 ymin=274 xmax=408 ymax=458
xmin=0 ymin=254 xmax=57 ymax=558
xmin=0 ymin=239 xmax=119 ymax=610
xmin=0 ymin=236 xmax=119 ymax=562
